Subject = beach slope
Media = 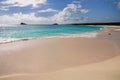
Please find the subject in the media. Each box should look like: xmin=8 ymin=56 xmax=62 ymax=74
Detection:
xmin=0 ymin=37 xmax=120 ymax=80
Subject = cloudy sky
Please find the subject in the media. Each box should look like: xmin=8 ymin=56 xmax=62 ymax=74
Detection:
xmin=0 ymin=0 xmax=120 ymax=24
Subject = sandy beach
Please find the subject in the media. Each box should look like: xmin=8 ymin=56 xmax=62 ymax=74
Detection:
xmin=0 ymin=26 xmax=120 ymax=80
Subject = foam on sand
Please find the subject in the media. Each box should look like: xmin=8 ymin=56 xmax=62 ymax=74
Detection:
xmin=0 ymin=32 xmax=98 ymax=44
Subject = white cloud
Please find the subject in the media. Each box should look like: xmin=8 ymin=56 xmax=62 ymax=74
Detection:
xmin=38 ymin=8 xmax=58 ymax=13
xmin=1 ymin=0 xmax=47 ymax=8
xmin=80 ymin=9 xmax=89 ymax=14
xmin=53 ymin=4 xmax=78 ymax=22
xmin=0 ymin=6 xmax=9 ymax=11
xmin=117 ymin=1 xmax=120 ymax=9
xmin=0 ymin=1 xmax=89 ymax=24
xmin=53 ymin=3 xmax=89 ymax=23
xmin=0 ymin=12 xmax=54 ymax=24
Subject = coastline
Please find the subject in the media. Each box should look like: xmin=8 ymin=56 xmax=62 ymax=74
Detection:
xmin=0 ymin=32 xmax=99 ymax=44
xmin=0 ymin=25 xmax=120 ymax=80
xmin=0 ymin=26 xmax=103 ymax=44
xmin=97 ymin=25 xmax=120 ymax=48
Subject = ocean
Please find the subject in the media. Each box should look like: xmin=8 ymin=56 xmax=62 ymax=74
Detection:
xmin=0 ymin=25 xmax=103 ymax=43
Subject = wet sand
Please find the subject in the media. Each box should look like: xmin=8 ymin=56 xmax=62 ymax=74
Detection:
xmin=0 ymin=26 xmax=120 ymax=80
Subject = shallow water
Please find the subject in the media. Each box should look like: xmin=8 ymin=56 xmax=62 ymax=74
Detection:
xmin=0 ymin=25 xmax=103 ymax=43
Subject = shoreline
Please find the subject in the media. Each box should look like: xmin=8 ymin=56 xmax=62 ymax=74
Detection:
xmin=0 ymin=25 xmax=119 ymax=46
xmin=0 ymin=31 xmax=99 ymax=44
xmin=0 ymin=37 xmax=119 ymax=72
xmin=0 ymin=25 xmax=103 ymax=44
xmin=0 ymin=25 xmax=120 ymax=80
xmin=97 ymin=25 xmax=120 ymax=48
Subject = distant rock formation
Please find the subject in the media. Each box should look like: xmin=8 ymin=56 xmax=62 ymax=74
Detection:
xmin=20 ymin=22 xmax=27 ymax=25
xmin=53 ymin=23 xmax=58 ymax=25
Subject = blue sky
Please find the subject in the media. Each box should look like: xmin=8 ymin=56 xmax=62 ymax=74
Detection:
xmin=0 ymin=0 xmax=120 ymax=24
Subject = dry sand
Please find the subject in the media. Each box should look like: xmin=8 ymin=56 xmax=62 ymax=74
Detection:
xmin=0 ymin=26 xmax=120 ymax=80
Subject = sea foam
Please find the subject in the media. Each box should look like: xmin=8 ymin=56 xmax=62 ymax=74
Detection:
xmin=0 ymin=25 xmax=103 ymax=44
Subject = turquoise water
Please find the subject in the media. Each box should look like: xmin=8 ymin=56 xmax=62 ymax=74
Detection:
xmin=0 ymin=25 xmax=103 ymax=43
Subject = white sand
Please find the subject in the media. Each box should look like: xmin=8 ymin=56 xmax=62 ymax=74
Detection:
xmin=0 ymin=26 xmax=120 ymax=80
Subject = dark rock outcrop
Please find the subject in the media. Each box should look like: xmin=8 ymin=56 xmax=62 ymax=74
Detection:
xmin=20 ymin=22 xmax=27 ymax=25
xmin=53 ymin=23 xmax=58 ymax=25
